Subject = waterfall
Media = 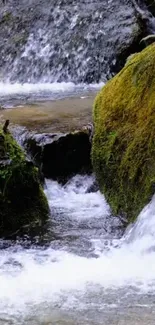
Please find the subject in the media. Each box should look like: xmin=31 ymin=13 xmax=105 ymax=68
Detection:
xmin=0 ymin=0 xmax=145 ymax=84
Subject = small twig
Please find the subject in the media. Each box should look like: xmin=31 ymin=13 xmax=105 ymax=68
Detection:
xmin=3 ymin=119 xmax=10 ymax=134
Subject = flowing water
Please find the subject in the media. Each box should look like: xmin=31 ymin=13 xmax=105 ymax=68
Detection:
xmin=0 ymin=78 xmax=155 ymax=325
xmin=0 ymin=175 xmax=155 ymax=324
xmin=0 ymin=0 xmax=155 ymax=323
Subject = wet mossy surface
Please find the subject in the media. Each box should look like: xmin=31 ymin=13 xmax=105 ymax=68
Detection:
xmin=92 ymin=43 xmax=155 ymax=222
xmin=0 ymin=128 xmax=49 ymax=238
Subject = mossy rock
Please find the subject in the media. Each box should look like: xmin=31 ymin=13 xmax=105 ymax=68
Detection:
xmin=0 ymin=128 xmax=49 ymax=237
xmin=92 ymin=43 xmax=155 ymax=222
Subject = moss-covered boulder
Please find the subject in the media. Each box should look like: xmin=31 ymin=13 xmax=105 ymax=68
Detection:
xmin=92 ymin=43 xmax=155 ymax=222
xmin=0 ymin=128 xmax=49 ymax=237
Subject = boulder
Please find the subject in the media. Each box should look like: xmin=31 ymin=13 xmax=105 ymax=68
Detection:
xmin=92 ymin=43 xmax=155 ymax=222
xmin=0 ymin=127 xmax=49 ymax=238
xmin=24 ymin=130 xmax=92 ymax=182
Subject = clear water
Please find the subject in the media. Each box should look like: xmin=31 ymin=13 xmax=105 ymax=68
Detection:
xmin=1 ymin=175 xmax=155 ymax=324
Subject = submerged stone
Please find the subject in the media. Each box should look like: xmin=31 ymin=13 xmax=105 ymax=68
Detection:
xmin=0 ymin=127 xmax=49 ymax=238
xmin=92 ymin=43 xmax=155 ymax=222
xmin=24 ymin=129 xmax=92 ymax=183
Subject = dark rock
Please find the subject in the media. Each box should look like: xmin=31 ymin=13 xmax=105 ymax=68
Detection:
xmin=132 ymin=0 xmax=155 ymax=33
xmin=86 ymin=180 xmax=99 ymax=193
xmin=24 ymin=130 xmax=92 ymax=182
xmin=143 ymin=0 xmax=155 ymax=16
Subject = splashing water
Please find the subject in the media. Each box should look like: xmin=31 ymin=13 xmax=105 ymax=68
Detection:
xmin=0 ymin=175 xmax=155 ymax=324
xmin=0 ymin=82 xmax=104 ymax=106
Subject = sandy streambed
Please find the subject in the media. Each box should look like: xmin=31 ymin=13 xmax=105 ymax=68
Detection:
xmin=0 ymin=95 xmax=94 ymax=133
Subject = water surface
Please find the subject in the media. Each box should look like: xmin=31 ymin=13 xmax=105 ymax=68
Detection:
xmin=1 ymin=175 xmax=155 ymax=324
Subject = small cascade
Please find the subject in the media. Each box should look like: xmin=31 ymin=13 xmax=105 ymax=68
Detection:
xmin=0 ymin=176 xmax=155 ymax=324
xmin=0 ymin=0 xmax=145 ymax=84
xmin=0 ymin=1 xmax=155 ymax=324
xmin=124 ymin=194 xmax=155 ymax=252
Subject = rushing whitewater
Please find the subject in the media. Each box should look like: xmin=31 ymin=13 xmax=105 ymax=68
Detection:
xmin=0 ymin=175 xmax=155 ymax=324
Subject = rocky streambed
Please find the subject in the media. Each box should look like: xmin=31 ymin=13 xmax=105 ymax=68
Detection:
xmin=1 ymin=0 xmax=155 ymax=323
xmin=0 ymin=94 xmax=95 ymax=133
xmin=1 ymin=80 xmax=155 ymax=325
xmin=0 ymin=90 xmax=98 ymax=239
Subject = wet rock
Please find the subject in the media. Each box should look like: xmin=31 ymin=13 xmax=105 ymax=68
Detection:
xmin=92 ymin=43 xmax=155 ymax=222
xmin=24 ymin=130 xmax=92 ymax=182
xmin=0 ymin=127 xmax=49 ymax=238
xmin=86 ymin=180 xmax=99 ymax=193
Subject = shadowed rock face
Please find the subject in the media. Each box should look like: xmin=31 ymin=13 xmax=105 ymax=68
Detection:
xmin=0 ymin=0 xmax=149 ymax=83
xmin=24 ymin=130 xmax=92 ymax=182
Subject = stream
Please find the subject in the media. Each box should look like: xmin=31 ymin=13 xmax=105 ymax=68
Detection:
xmin=1 ymin=170 xmax=155 ymax=324
xmin=0 ymin=0 xmax=155 ymax=322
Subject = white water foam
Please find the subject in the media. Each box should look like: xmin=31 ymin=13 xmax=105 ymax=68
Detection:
xmin=45 ymin=175 xmax=110 ymax=220
xmin=0 ymin=176 xmax=155 ymax=316
xmin=0 ymin=82 xmax=104 ymax=98
xmin=0 ymin=82 xmax=76 ymax=95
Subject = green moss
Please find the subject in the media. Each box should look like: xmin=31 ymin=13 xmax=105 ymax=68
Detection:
xmin=0 ymin=12 xmax=13 ymax=25
xmin=92 ymin=43 xmax=155 ymax=222
xmin=0 ymin=128 xmax=49 ymax=237
xmin=12 ymin=33 xmax=28 ymax=47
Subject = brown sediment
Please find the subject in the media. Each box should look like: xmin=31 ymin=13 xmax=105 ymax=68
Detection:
xmin=0 ymin=95 xmax=95 ymax=133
